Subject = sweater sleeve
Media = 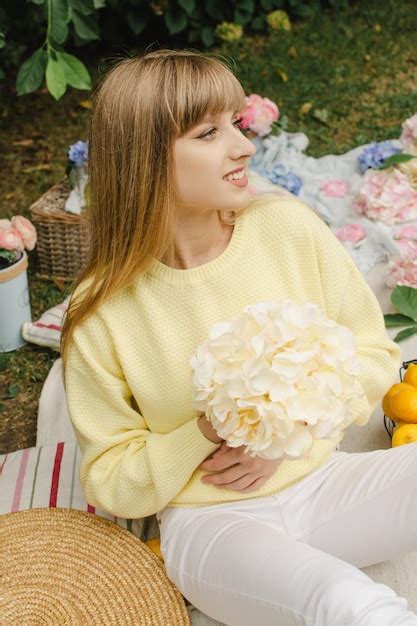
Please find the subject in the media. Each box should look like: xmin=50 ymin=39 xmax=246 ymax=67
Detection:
xmin=64 ymin=313 xmax=219 ymax=519
xmin=305 ymin=202 xmax=402 ymax=425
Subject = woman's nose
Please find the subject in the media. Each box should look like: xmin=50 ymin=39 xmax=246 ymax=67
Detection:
xmin=230 ymin=133 xmax=257 ymax=159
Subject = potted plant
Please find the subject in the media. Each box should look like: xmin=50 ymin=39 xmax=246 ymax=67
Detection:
xmin=0 ymin=216 xmax=37 ymax=352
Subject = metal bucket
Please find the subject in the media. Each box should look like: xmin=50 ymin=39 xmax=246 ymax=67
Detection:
xmin=0 ymin=252 xmax=32 ymax=352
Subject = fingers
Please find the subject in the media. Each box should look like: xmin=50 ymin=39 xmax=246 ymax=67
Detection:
xmin=199 ymin=445 xmax=256 ymax=471
xmin=239 ymin=476 xmax=268 ymax=492
xmin=212 ymin=441 xmax=230 ymax=458
xmin=199 ymin=448 xmax=240 ymax=471
xmin=202 ymin=467 xmax=261 ymax=490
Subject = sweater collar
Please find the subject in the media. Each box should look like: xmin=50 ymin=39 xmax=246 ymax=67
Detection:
xmin=147 ymin=205 xmax=253 ymax=285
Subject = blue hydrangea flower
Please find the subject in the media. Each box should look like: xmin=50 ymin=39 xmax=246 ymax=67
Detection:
xmin=264 ymin=164 xmax=302 ymax=196
xmin=357 ymin=141 xmax=401 ymax=174
xmin=68 ymin=140 xmax=89 ymax=167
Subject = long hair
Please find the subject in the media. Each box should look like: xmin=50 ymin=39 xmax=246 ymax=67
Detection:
xmin=60 ymin=48 xmax=252 ymax=381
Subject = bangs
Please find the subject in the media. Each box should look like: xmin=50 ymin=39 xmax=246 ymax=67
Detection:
xmin=163 ymin=57 xmax=247 ymax=136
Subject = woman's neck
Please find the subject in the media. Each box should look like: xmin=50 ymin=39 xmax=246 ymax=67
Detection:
xmin=162 ymin=214 xmax=234 ymax=270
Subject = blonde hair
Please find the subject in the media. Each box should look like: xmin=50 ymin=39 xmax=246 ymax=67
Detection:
xmin=60 ymin=48 xmax=251 ymax=379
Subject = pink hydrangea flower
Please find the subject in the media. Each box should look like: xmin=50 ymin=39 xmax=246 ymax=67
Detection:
xmin=395 ymin=239 xmax=417 ymax=259
xmin=240 ymin=94 xmax=279 ymax=137
xmin=395 ymin=225 xmax=417 ymax=240
xmin=0 ymin=226 xmax=25 ymax=252
xmin=335 ymin=223 xmax=366 ymax=243
xmin=320 ymin=180 xmax=349 ymax=198
xmin=400 ymin=113 xmax=417 ymax=155
xmin=11 ymin=215 xmax=37 ymax=251
xmin=0 ymin=219 xmax=12 ymax=230
xmin=353 ymin=168 xmax=417 ymax=225
xmin=385 ymin=257 xmax=417 ymax=288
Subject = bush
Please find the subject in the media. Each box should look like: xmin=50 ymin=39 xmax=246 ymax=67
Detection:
xmin=0 ymin=0 xmax=350 ymax=99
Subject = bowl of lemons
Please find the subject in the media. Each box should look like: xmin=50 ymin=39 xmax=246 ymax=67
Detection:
xmin=383 ymin=360 xmax=417 ymax=447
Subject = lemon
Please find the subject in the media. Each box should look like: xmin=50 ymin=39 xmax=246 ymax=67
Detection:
xmin=403 ymin=363 xmax=417 ymax=388
xmin=392 ymin=422 xmax=417 ymax=447
xmin=390 ymin=386 xmax=417 ymax=423
xmin=144 ymin=538 xmax=163 ymax=560
xmin=382 ymin=382 xmax=414 ymax=420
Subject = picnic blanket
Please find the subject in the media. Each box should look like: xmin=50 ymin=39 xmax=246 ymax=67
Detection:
xmin=250 ymin=131 xmax=403 ymax=274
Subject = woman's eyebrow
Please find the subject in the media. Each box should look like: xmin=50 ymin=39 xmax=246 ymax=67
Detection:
xmin=198 ymin=112 xmax=238 ymax=125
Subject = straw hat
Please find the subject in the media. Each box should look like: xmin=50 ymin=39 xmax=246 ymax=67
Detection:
xmin=0 ymin=507 xmax=190 ymax=625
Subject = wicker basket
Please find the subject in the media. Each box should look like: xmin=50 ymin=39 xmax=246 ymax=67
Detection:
xmin=29 ymin=178 xmax=89 ymax=282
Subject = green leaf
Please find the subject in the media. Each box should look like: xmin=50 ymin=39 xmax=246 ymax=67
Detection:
xmin=93 ymin=0 xmax=106 ymax=7
xmin=234 ymin=0 xmax=255 ymax=24
xmin=30 ymin=0 xmax=46 ymax=4
xmin=8 ymin=383 xmax=20 ymax=398
xmin=0 ymin=32 xmax=5 ymax=49
xmin=178 ymin=0 xmax=195 ymax=14
xmin=50 ymin=0 xmax=69 ymax=44
xmin=277 ymin=114 xmax=288 ymax=130
xmin=312 ymin=108 xmax=331 ymax=126
xmin=0 ymin=250 xmax=17 ymax=263
xmin=379 ymin=153 xmax=415 ymax=169
xmin=384 ymin=313 xmax=417 ymax=327
xmin=164 ymin=5 xmax=188 ymax=35
xmin=56 ymin=51 xmax=91 ymax=89
xmin=251 ymin=15 xmax=265 ymax=30
xmin=0 ymin=68 xmax=5 ymax=80
xmin=69 ymin=0 xmax=95 ymax=15
xmin=201 ymin=26 xmax=214 ymax=47
xmin=393 ymin=326 xmax=417 ymax=343
xmin=127 ymin=9 xmax=149 ymax=35
xmin=206 ymin=0 xmax=224 ymax=20
xmin=16 ymin=48 xmax=47 ymax=96
xmin=45 ymin=54 xmax=67 ymax=100
xmin=72 ymin=9 xmax=100 ymax=40
xmin=0 ymin=353 xmax=7 ymax=372
xmin=391 ymin=285 xmax=417 ymax=322
xmin=187 ymin=3 xmax=204 ymax=19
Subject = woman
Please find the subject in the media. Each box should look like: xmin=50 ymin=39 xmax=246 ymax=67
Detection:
xmin=61 ymin=49 xmax=417 ymax=625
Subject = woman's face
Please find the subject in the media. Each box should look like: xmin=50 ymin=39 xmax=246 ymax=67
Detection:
xmin=173 ymin=109 xmax=257 ymax=215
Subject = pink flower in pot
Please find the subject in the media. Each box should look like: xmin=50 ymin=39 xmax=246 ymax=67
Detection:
xmin=0 ymin=226 xmax=25 ymax=252
xmin=0 ymin=215 xmax=37 ymax=269
xmin=11 ymin=215 xmax=37 ymax=251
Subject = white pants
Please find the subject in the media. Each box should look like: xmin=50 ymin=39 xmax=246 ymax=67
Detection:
xmin=156 ymin=443 xmax=417 ymax=626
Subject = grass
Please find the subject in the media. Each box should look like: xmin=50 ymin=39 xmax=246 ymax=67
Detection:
xmin=0 ymin=0 xmax=416 ymax=453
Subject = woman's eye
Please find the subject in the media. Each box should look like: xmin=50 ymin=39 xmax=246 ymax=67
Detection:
xmin=201 ymin=128 xmax=217 ymax=139
xmin=200 ymin=119 xmax=243 ymax=139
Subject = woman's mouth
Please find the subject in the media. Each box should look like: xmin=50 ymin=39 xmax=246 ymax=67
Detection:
xmin=223 ymin=168 xmax=248 ymax=188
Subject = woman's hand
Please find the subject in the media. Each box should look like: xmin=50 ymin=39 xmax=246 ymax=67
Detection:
xmin=197 ymin=414 xmax=224 ymax=443
xmin=198 ymin=441 xmax=283 ymax=493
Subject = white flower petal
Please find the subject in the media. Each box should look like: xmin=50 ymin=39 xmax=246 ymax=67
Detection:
xmin=191 ymin=299 xmax=363 ymax=461
xmin=284 ymin=424 xmax=313 ymax=457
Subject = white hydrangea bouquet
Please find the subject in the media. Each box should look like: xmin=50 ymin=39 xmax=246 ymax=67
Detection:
xmin=190 ymin=300 xmax=365 ymax=461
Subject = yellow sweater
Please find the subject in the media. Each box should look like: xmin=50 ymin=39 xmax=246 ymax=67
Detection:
xmin=65 ymin=196 xmax=401 ymax=519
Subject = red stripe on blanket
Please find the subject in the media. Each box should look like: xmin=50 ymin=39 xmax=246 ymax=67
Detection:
xmin=12 ymin=449 xmax=30 ymax=511
xmin=50 ymin=442 xmax=65 ymax=507
xmin=87 ymin=504 xmax=96 ymax=514
xmin=34 ymin=322 xmax=62 ymax=331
